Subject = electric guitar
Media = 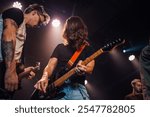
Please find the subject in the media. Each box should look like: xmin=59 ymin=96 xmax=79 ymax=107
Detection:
xmin=0 ymin=62 xmax=40 ymax=99
xmin=30 ymin=38 xmax=125 ymax=100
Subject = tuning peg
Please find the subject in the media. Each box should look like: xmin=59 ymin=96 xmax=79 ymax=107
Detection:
xmin=115 ymin=40 xmax=118 ymax=43
xmin=118 ymin=38 xmax=121 ymax=41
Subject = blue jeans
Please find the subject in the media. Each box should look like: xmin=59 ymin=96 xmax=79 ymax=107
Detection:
xmin=56 ymin=83 xmax=89 ymax=100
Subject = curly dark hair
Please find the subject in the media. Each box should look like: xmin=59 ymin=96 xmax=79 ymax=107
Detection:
xmin=63 ymin=16 xmax=88 ymax=50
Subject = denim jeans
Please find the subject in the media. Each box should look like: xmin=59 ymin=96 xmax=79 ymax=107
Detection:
xmin=56 ymin=83 xmax=89 ymax=100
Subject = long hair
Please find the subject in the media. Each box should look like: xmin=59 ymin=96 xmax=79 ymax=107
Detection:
xmin=63 ymin=16 xmax=88 ymax=50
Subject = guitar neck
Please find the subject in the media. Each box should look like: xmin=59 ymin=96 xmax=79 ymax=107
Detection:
xmin=82 ymin=48 xmax=103 ymax=65
xmin=53 ymin=48 xmax=104 ymax=87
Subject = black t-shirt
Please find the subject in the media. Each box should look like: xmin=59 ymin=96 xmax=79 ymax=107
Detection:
xmin=124 ymin=93 xmax=143 ymax=100
xmin=2 ymin=8 xmax=24 ymax=26
xmin=51 ymin=43 xmax=94 ymax=85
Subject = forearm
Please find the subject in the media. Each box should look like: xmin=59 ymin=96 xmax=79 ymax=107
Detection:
xmin=2 ymin=39 xmax=16 ymax=68
xmin=2 ymin=19 xmax=17 ymax=69
xmin=42 ymin=66 xmax=53 ymax=79
xmin=42 ymin=58 xmax=58 ymax=79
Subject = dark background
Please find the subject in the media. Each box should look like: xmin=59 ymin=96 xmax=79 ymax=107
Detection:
xmin=0 ymin=0 xmax=150 ymax=99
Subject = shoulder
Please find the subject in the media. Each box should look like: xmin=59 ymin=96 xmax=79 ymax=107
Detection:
xmin=124 ymin=93 xmax=133 ymax=100
xmin=2 ymin=8 xmax=23 ymax=18
xmin=55 ymin=43 xmax=65 ymax=49
xmin=51 ymin=43 xmax=65 ymax=58
xmin=2 ymin=8 xmax=24 ymax=26
xmin=53 ymin=43 xmax=65 ymax=53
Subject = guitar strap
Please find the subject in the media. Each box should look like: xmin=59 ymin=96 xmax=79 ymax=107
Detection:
xmin=66 ymin=43 xmax=87 ymax=69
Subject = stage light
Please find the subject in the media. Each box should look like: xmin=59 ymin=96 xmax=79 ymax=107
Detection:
xmin=13 ymin=1 xmax=22 ymax=9
xmin=85 ymin=80 xmax=88 ymax=85
xmin=129 ymin=55 xmax=135 ymax=61
xmin=52 ymin=19 xmax=61 ymax=27
xmin=123 ymin=49 xmax=126 ymax=53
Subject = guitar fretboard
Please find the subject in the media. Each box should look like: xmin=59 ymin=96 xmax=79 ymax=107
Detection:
xmin=82 ymin=49 xmax=103 ymax=65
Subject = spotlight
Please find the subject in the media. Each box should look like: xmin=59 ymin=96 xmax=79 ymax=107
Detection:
xmin=84 ymin=80 xmax=88 ymax=85
xmin=13 ymin=1 xmax=22 ymax=9
xmin=52 ymin=19 xmax=61 ymax=27
xmin=123 ymin=49 xmax=126 ymax=53
xmin=129 ymin=55 xmax=135 ymax=61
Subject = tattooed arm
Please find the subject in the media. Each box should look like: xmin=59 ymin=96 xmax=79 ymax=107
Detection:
xmin=1 ymin=18 xmax=18 ymax=91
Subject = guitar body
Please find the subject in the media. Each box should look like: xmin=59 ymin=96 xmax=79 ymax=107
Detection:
xmin=30 ymin=84 xmax=57 ymax=100
xmin=30 ymin=71 xmax=66 ymax=100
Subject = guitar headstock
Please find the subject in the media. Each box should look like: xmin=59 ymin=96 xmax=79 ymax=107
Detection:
xmin=35 ymin=62 xmax=41 ymax=71
xmin=102 ymin=38 xmax=125 ymax=52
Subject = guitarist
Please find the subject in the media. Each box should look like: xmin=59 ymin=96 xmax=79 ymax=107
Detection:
xmin=0 ymin=4 xmax=50 ymax=99
xmin=34 ymin=16 xmax=95 ymax=100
